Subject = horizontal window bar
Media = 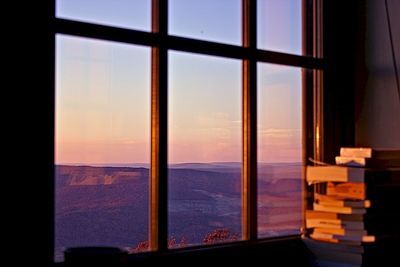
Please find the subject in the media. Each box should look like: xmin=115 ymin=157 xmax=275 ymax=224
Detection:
xmin=55 ymin=18 xmax=324 ymax=69
xmin=256 ymin=49 xmax=324 ymax=70
xmin=55 ymin=18 xmax=158 ymax=47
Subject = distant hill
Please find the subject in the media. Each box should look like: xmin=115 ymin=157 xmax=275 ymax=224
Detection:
xmin=55 ymin=163 xmax=302 ymax=261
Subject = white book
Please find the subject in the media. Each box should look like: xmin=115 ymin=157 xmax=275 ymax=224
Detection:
xmin=335 ymin=155 xmax=400 ymax=168
xmin=340 ymin=147 xmax=400 ymax=159
xmin=340 ymin=147 xmax=374 ymax=158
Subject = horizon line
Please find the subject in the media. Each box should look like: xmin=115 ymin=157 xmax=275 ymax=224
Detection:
xmin=55 ymin=161 xmax=302 ymax=166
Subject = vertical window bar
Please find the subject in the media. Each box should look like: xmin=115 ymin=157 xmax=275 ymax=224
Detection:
xmin=150 ymin=0 xmax=168 ymax=252
xmin=48 ymin=0 xmax=56 ymax=263
xmin=313 ymin=0 xmax=323 ymax=162
xmin=302 ymin=0 xmax=315 ymax=230
xmin=242 ymin=0 xmax=257 ymax=240
xmin=302 ymin=0 xmax=315 ymax=162
xmin=312 ymin=0 xmax=325 ymax=212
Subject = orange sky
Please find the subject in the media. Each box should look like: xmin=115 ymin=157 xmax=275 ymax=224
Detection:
xmin=55 ymin=1 xmax=302 ymax=165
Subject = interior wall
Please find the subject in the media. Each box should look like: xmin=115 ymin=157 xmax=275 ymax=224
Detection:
xmin=355 ymin=0 xmax=400 ymax=148
xmin=323 ymin=0 xmax=362 ymax=162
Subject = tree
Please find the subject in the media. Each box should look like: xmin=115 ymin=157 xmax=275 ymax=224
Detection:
xmin=130 ymin=228 xmax=238 ymax=252
xmin=202 ymin=228 xmax=238 ymax=245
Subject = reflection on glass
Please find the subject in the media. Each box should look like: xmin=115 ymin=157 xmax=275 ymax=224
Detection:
xmin=56 ymin=0 xmax=151 ymax=31
xmin=257 ymin=0 xmax=302 ymax=55
xmin=168 ymin=51 xmax=242 ymax=248
xmin=169 ymin=0 xmax=241 ymax=45
xmin=55 ymin=35 xmax=150 ymax=261
xmin=257 ymin=63 xmax=302 ymax=238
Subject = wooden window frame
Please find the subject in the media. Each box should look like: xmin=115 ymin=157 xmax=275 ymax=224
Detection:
xmin=48 ymin=0 xmax=324 ymax=264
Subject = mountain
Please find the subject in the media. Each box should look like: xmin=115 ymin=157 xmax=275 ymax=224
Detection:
xmin=55 ymin=163 xmax=302 ymax=261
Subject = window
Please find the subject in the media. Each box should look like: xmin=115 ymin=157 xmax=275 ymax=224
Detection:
xmin=168 ymin=52 xmax=242 ymax=246
xmin=55 ymin=35 xmax=151 ymax=260
xmin=169 ymin=0 xmax=241 ymax=44
xmin=56 ymin=0 xmax=151 ymax=31
xmin=257 ymin=0 xmax=302 ymax=55
xmin=53 ymin=0 xmax=323 ymax=263
xmin=257 ymin=63 xmax=303 ymax=238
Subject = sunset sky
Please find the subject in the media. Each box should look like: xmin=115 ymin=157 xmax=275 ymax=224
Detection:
xmin=55 ymin=0 xmax=302 ymax=164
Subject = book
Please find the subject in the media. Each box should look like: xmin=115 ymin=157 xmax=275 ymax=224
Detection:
xmin=317 ymin=254 xmax=400 ymax=267
xmin=310 ymin=231 xmax=375 ymax=243
xmin=326 ymin=182 xmax=365 ymax=200
xmin=306 ymin=210 xmax=400 ymax=234
xmin=306 ymin=218 xmax=364 ymax=230
xmin=314 ymin=193 xmax=371 ymax=208
xmin=313 ymin=203 xmax=366 ymax=215
xmin=311 ymin=249 xmax=363 ymax=265
xmin=306 ymin=210 xmax=364 ymax=221
xmin=335 ymin=156 xmax=400 ymax=168
xmin=307 ymin=166 xmax=365 ymax=183
xmin=305 ymin=151 xmax=400 ymax=267
xmin=303 ymin=236 xmax=364 ymax=254
xmin=326 ymin=181 xmax=400 ymax=201
xmin=310 ymin=231 xmax=400 ymax=249
xmin=313 ymin=227 xmax=367 ymax=237
xmin=315 ymin=259 xmax=361 ymax=267
xmin=339 ymin=147 xmax=400 ymax=159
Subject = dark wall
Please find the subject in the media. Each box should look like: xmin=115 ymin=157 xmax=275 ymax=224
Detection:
xmin=355 ymin=0 xmax=400 ymax=147
xmin=322 ymin=0 xmax=366 ymax=162
xmin=14 ymin=1 xmax=55 ymax=267
xmin=322 ymin=0 xmax=400 ymax=157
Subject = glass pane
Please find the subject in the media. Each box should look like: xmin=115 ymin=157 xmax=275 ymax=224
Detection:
xmin=257 ymin=63 xmax=303 ymax=238
xmin=56 ymin=0 xmax=151 ymax=31
xmin=169 ymin=0 xmax=241 ymax=45
xmin=257 ymin=0 xmax=302 ymax=55
xmin=168 ymin=51 xmax=242 ymax=248
xmin=55 ymin=35 xmax=150 ymax=261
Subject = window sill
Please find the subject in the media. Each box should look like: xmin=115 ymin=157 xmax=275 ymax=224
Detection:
xmin=55 ymin=235 xmax=314 ymax=266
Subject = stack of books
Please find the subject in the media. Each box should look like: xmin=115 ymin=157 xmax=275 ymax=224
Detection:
xmin=335 ymin=147 xmax=400 ymax=168
xmin=303 ymin=147 xmax=400 ymax=267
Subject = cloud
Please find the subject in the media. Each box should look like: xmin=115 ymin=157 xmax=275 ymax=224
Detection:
xmin=258 ymin=128 xmax=301 ymax=138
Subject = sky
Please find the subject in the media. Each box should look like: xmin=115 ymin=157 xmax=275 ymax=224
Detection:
xmin=55 ymin=0 xmax=302 ymax=164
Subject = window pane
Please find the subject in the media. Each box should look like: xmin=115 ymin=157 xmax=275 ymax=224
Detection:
xmin=169 ymin=0 xmax=241 ymax=45
xmin=257 ymin=0 xmax=302 ymax=55
xmin=257 ymin=63 xmax=303 ymax=238
xmin=56 ymin=0 xmax=150 ymax=31
xmin=168 ymin=52 xmax=242 ymax=247
xmin=55 ymin=35 xmax=150 ymax=261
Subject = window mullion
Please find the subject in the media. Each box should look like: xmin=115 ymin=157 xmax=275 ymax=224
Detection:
xmin=242 ymin=0 xmax=257 ymax=241
xmin=150 ymin=0 xmax=168 ymax=252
